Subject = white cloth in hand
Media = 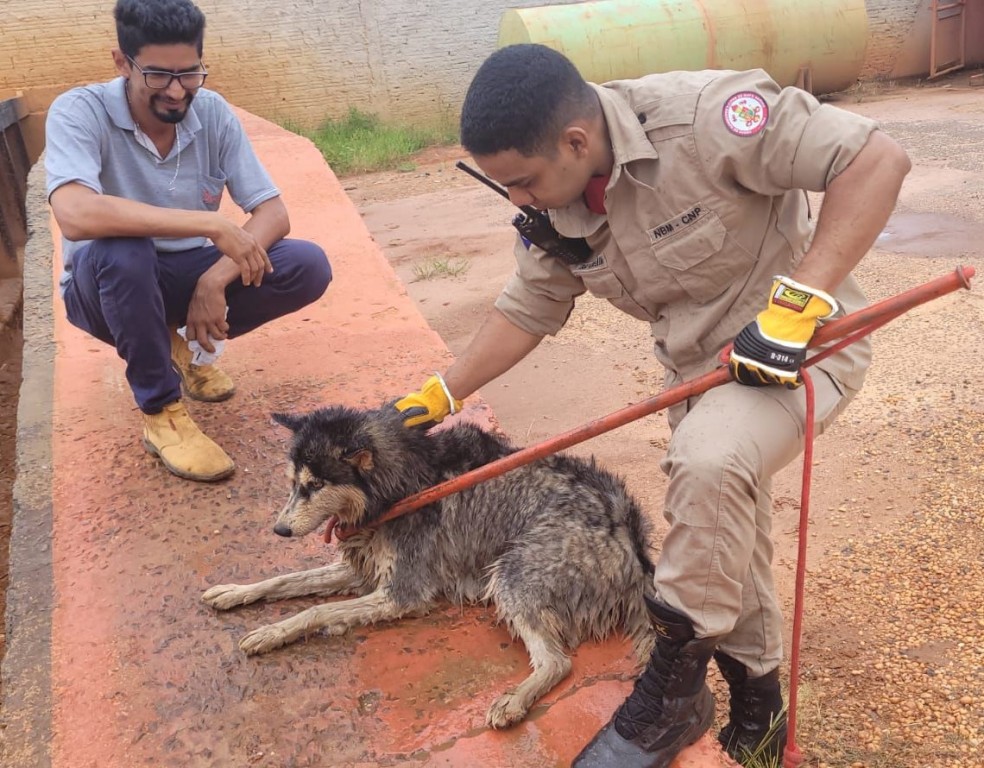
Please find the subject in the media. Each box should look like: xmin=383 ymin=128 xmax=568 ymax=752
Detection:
xmin=176 ymin=325 xmax=226 ymax=366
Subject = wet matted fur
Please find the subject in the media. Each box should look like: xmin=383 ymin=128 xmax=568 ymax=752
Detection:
xmin=202 ymin=405 xmax=656 ymax=727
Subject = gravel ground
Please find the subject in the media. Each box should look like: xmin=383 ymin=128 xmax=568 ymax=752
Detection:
xmin=799 ymin=411 xmax=984 ymax=767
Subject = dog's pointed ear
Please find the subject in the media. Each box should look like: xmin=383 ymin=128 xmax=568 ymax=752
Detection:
xmin=272 ymin=412 xmax=305 ymax=432
xmin=344 ymin=449 xmax=374 ymax=473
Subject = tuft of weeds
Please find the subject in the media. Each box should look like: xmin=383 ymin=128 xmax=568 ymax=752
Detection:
xmin=411 ymin=256 xmax=471 ymax=282
xmin=735 ymin=703 xmax=787 ymax=768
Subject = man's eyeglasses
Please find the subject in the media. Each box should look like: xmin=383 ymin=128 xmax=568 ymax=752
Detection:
xmin=127 ymin=56 xmax=208 ymax=89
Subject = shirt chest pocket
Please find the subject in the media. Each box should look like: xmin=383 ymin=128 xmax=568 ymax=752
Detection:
xmin=199 ymin=172 xmax=226 ymax=211
xmin=650 ymin=210 xmax=752 ymax=303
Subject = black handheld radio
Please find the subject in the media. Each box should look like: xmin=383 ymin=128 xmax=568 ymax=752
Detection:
xmin=455 ymin=161 xmax=593 ymax=266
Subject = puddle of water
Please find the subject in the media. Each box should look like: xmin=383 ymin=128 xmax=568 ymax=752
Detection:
xmin=876 ymin=212 xmax=984 ymax=259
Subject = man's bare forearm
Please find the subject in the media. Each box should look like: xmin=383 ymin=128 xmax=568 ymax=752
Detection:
xmin=50 ymin=184 xmax=225 ymax=243
xmin=52 ymin=182 xmax=279 ymax=288
xmin=198 ymin=198 xmax=290 ymax=290
xmin=795 ymin=131 xmax=911 ymax=292
xmin=242 ymin=196 xmax=290 ymax=251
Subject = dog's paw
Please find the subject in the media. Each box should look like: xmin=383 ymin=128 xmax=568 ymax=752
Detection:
xmin=201 ymin=584 xmax=255 ymax=610
xmin=239 ymin=624 xmax=290 ymax=656
xmin=485 ymin=691 xmax=530 ymax=729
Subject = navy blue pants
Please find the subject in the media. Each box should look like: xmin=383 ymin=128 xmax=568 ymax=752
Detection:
xmin=63 ymin=237 xmax=331 ymax=414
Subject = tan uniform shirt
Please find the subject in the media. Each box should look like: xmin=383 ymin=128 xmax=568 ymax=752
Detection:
xmin=494 ymin=69 xmax=878 ymax=389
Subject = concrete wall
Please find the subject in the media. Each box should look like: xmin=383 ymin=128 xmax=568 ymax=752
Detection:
xmin=3 ymin=0 xmax=983 ymax=142
xmin=0 ymin=0 xmax=582 ymax=130
xmin=861 ymin=0 xmax=925 ymax=78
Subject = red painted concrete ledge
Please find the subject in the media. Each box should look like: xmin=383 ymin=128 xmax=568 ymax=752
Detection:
xmin=2 ymin=109 xmax=738 ymax=768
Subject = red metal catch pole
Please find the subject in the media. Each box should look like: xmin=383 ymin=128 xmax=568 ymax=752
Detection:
xmin=375 ymin=266 xmax=973 ymax=524
xmin=810 ymin=264 xmax=973 ymax=347
xmin=378 ymin=367 xmax=731 ymax=522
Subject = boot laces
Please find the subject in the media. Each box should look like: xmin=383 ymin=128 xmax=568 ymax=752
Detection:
xmin=733 ymin=677 xmax=783 ymax=733
xmin=614 ymin=656 xmax=673 ymax=738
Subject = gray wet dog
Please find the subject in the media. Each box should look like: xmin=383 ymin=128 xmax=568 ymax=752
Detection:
xmin=202 ymin=404 xmax=656 ymax=728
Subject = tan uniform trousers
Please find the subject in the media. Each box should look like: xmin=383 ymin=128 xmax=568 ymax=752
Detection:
xmin=656 ymin=368 xmax=859 ymax=678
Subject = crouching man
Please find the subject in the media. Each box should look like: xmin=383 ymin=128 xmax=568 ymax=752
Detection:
xmin=45 ymin=0 xmax=331 ymax=482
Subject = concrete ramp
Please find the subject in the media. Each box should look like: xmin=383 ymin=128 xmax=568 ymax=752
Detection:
xmin=2 ymin=110 xmax=736 ymax=768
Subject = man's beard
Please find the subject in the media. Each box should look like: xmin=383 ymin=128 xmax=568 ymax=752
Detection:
xmin=151 ymin=92 xmax=195 ymax=124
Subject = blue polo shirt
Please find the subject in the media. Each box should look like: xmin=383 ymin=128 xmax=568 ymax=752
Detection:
xmin=44 ymin=77 xmax=280 ymax=284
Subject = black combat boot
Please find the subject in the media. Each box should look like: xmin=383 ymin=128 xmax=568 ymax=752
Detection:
xmin=714 ymin=651 xmax=787 ymax=765
xmin=572 ymin=598 xmax=719 ymax=768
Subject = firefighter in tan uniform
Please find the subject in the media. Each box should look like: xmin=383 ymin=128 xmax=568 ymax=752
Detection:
xmin=396 ymin=45 xmax=911 ymax=767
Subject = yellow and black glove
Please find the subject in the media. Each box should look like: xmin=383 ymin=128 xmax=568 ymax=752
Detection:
xmin=729 ymin=276 xmax=838 ymax=389
xmin=395 ymin=373 xmax=463 ymax=428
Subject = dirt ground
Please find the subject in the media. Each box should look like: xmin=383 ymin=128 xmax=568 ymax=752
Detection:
xmin=0 ymin=315 xmax=21 ymax=689
xmin=347 ymin=76 xmax=984 ymax=767
xmin=1 ymin=74 xmax=983 ymax=766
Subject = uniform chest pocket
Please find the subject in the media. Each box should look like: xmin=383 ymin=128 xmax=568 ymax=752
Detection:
xmin=199 ymin=172 xmax=226 ymax=211
xmin=651 ymin=210 xmax=752 ymax=304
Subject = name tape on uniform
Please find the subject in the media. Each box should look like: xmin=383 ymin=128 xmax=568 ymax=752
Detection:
xmin=647 ymin=204 xmax=706 ymax=244
xmin=571 ymin=253 xmax=607 ymax=273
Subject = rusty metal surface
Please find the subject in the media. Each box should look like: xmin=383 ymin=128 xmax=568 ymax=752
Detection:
xmin=499 ymin=0 xmax=869 ymax=94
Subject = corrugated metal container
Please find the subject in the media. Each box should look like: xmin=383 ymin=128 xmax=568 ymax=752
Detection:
xmin=499 ymin=0 xmax=869 ymax=94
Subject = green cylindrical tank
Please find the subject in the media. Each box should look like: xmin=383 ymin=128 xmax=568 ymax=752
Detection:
xmin=499 ymin=0 xmax=869 ymax=94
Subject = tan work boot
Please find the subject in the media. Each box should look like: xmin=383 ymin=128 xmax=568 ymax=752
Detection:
xmin=170 ymin=327 xmax=236 ymax=402
xmin=142 ymin=401 xmax=235 ymax=482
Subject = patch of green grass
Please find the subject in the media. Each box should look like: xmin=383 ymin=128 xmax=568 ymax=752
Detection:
xmin=411 ymin=256 xmax=471 ymax=282
xmin=286 ymin=108 xmax=457 ymax=176
xmin=736 ymin=705 xmax=787 ymax=768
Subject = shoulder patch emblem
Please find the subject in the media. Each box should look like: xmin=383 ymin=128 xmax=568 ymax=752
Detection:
xmin=723 ymin=91 xmax=769 ymax=136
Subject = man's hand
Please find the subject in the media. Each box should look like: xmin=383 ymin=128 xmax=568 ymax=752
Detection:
xmin=729 ymin=276 xmax=838 ymax=388
xmin=212 ymin=218 xmax=273 ymax=287
xmin=186 ymin=273 xmax=230 ymax=353
xmin=395 ymin=374 xmax=463 ymax=428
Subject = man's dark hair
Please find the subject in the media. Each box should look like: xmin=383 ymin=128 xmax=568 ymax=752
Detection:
xmin=114 ymin=0 xmax=206 ymax=58
xmin=460 ymin=44 xmax=599 ymax=157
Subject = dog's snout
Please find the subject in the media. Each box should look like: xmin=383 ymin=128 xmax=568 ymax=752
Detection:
xmin=273 ymin=522 xmax=293 ymax=538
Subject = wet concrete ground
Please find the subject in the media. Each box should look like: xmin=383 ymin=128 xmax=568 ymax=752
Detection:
xmin=0 ymin=113 xmax=736 ymax=767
